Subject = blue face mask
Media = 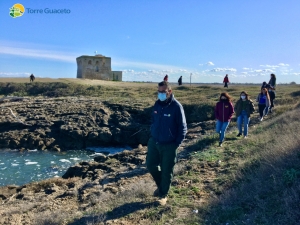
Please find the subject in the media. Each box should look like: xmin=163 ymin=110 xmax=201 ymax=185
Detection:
xmin=158 ymin=93 xmax=167 ymax=101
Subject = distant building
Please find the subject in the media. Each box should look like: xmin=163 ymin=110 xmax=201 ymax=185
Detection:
xmin=76 ymin=54 xmax=122 ymax=81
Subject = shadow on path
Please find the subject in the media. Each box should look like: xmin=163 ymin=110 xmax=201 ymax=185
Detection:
xmin=69 ymin=202 xmax=156 ymax=225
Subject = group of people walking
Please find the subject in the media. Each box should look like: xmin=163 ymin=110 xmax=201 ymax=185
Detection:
xmin=147 ymin=74 xmax=277 ymax=206
xmin=215 ymin=73 xmax=276 ymax=146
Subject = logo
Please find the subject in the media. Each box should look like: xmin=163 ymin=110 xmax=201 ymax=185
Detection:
xmin=9 ymin=3 xmax=25 ymax=18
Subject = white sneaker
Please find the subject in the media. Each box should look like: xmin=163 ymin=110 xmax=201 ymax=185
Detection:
xmin=260 ymin=117 xmax=263 ymax=121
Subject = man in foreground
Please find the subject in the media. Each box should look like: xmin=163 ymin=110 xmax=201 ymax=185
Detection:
xmin=147 ymin=81 xmax=187 ymax=206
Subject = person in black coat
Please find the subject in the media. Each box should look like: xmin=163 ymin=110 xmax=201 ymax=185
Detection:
xmin=266 ymin=84 xmax=275 ymax=113
xmin=178 ymin=76 xmax=182 ymax=86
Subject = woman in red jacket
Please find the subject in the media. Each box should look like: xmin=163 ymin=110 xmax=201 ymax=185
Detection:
xmin=223 ymin=74 xmax=229 ymax=88
xmin=215 ymin=92 xmax=234 ymax=146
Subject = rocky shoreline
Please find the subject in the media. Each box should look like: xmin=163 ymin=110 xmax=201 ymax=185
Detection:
xmin=0 ymin=97 xmax=153 ymax=151
xmin=0 ymin=118 xmax=213 ymax=225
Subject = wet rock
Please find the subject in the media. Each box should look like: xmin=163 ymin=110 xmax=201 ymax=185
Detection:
xmin=94 ymin=153 xmax=108 ymax=163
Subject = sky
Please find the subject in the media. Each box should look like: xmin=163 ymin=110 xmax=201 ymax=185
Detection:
xmin=0 ymin=0 xmax=300 ymax=83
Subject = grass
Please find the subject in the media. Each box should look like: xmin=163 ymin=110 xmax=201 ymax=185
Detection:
xmin=1 ymin=79 xmax=300 ymax=224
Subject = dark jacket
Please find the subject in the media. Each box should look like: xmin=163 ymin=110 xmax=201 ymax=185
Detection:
xmin=215 ymin=101 xmax=234 ymax=122
xmin=150 ymin=94 xmax=187 ymax=147
xmin=234 ymin=99 xmax=255 ymax=117
xmin=268 ymin=90 xmax=275 ymax=100
xmin=268 ymin=77 xmax=276 ymax=88
xmin=223 ymin=77 xmax=229 ymax=83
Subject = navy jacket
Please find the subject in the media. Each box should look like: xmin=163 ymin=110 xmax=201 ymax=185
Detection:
xmin=150 ymin=94 xmax=187 ymax=147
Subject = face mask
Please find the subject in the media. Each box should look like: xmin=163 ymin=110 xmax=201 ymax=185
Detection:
xmin=158 ymin=93 xmax=167 ymax=101
xmin=241 ymin=96 xmax=246 ymax=99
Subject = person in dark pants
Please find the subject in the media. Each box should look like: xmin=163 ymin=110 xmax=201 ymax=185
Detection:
xmin=147 ymin=81 xmax=187 ymax=206
xmin=268 ymin=73 xmax=276 ymax=89
xmin=178 ymin=76 xmax=182 ymax=86
xmin=234 ymin=91 xmax=255 ymax=138
xmin=215 ymin=92 xmax=234 ymax=147
xmin=223 ymin=74 xmax=229 ymax=88
xmin=266 ymin=84 xmax=275 ymax=113
xmin=30 ymin=74 xmax=35 ymax=82
xmin=256 ymin=88 xmax=270 ymax=121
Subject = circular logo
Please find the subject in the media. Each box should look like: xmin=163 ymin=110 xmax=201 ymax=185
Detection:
xmin=9 ymin=3 xmax=25 ymax=18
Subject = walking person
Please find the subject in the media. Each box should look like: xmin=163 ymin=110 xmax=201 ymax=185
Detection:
xmin=256 ymin=88 xmax=271 ymax=121
xmin=223 ymin=74 xmax=229 ymax=88
xmin=234 ymin=91 xmax=255 ymax=138
xmin=215 ymin=93 xmax=234 ymax=147
xmin=29 ymin=74 xmax=35 ymax=82
xmin=147 ymin=81 xmax=187 ymax=206
xmin=268 ymin=73 xmax=276 ymax=89
xmin=266 ymin=84 xmax=275 ymax=113
xmin=163 ymin=74 xmax=168 ymax=82
xmin=178 ymin=76 xmax=182 ymax=86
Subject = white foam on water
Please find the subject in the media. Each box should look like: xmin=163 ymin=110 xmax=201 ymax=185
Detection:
xmin=59 ymin=159 xmax=71 ymax=163
xmin=89 ymin=152 xmax=105 ymax=157
xmin=51 ymin=161 xmax=55 ymax=164
xmin=54 ymin=175 xmax=60 ymax=178
xmin=70 ymin=157 xmax=81 ymax=161
xmin=1 ymin=167 xmax=7 ymax=170
xmin=28 ymin=149 xmax=38 ymax=152
xmin=11 ymin=164 xmax=19 ymax=166
xmin=0 ymin=163 xmax=4 ymax=165
xmin=25 ymin=162 xmax=38 ymax=165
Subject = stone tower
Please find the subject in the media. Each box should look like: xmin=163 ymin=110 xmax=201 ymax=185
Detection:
xmin=76 ymin=54 xmax=122 ymax=81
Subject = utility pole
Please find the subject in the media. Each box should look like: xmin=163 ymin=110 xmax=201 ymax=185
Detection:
xmin=190 ymin=73 xmax=192 ymax=86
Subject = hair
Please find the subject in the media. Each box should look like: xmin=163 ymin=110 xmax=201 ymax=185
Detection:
xmin=270 ymin=73 xmax=276 ymax=79
xmin=262 ymin=81 xmax=266 ymax=85
xmin=240 ymin=91 xmax=249 ymax=100
xmin=261 ymin=88 xmax=270 ymax=100
xmin=158 ymin=81 xmax=172 ymax=90
xmin=219 ymin=92 xmax=232 ymax=102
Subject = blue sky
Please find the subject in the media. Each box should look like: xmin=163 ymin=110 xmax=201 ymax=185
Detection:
xmin=1 ymin=0 xmax=300 ymax=83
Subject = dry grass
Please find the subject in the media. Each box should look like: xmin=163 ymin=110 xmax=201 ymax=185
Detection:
xmin=1 ymin=80 xmax=300 ymax=224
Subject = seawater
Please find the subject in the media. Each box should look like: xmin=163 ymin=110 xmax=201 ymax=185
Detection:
xmin=0 ymin=146 xmax=129 ymax=187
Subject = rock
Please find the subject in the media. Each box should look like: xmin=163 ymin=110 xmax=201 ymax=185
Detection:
xmin=94 ymin=153 xmax=108 ymax=163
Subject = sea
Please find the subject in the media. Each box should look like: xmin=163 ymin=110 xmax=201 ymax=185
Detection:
xmin=0 ymin=146 xmax=130 ymax=187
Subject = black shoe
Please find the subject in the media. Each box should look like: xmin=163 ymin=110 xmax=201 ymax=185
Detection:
xmin=237 ymin=133 xmax=242 ymax=137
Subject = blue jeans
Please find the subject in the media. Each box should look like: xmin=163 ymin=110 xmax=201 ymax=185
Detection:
xmin=237 ymin=110 xmax=250 ymax=136
xmin=216 ymin=120 xmax=230 ymax=142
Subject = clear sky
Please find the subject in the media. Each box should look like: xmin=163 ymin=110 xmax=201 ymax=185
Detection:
xmin=1 ymin=0 xmax=300 ymax=83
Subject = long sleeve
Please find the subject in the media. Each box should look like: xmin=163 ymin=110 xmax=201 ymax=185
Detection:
xmin=175 ymin=104 xmax=187 ymax=147
xmin=228 ymin=102 xmax=234 ymax=120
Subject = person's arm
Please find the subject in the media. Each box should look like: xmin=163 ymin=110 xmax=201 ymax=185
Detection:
xmin=228 ymin=102 xmax=234 ymax=121
xmin=175 ymin=104 xmax=187 ymax=147
xmin=249 ymin=100 xmax=255 ymax=114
